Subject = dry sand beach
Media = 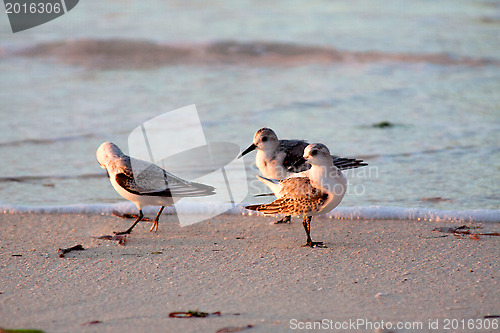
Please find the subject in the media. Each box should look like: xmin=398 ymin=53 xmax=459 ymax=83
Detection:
xmin=0 ymin=213 xmax=498 ymax=332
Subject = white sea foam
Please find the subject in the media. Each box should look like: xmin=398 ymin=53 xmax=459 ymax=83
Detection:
xmin=1 ymin=202 xmax=498 ymax=223
xmin=0 ymin=201 xmax=238 ymax=216
xmin=326 ymin=206 xmax=500 ymax=224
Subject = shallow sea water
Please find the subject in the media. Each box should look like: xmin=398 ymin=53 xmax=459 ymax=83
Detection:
xmin=0 ymin=1 xmax=499 ymax=213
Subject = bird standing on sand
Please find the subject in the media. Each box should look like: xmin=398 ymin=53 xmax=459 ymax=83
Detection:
xmin=96 ymin=142 xmax=215 ymax=235
xmin=239 ymin=128 xmax=365 ymax=224
xmin=245 ymin=143 xmax=347 ymax=247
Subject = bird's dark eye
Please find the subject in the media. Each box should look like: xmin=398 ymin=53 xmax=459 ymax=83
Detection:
xmin=311 ymin=150 xmax=318 ymax=156
xmin=262 ymin=136 xmax=268 ymax=142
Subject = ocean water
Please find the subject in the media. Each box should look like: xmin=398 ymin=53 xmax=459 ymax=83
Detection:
xmin=0 ymin=1 xmax=499 ymax=220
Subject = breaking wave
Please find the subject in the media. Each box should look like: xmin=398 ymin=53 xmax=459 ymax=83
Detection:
xmin=1 ymin=202 xmax=498 ymax=223
xmin=12 ymin=39 xmax=500 ymax=69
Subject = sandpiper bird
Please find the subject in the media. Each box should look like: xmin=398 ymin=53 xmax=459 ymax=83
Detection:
xmin=239 ymin=128 xmax=366 ymax=223
xmin=245 ymin=143 xmax=347 ymax=247
xmin=96 ymin=142 xmax=215 ymax=235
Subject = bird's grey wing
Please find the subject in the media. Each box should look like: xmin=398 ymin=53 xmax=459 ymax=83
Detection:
xmin=115 ymin=172 xmax=154 ymax=196
xmin=279 ymin=139 xmax=310 ymax=172
xmin=116 ymin=157 xmax=215 ymax=197
xmin=115 ymin=156 xmax=171 ymax=195
xmin=161 ymin=170 xmax=216 ymax=197
xmin=331 ymin=155 xmax=368 ymax=170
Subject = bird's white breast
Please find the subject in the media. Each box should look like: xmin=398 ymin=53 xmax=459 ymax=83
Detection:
xmin=309 ymin=166 xmax=347 ymax=215
xmin=255 ymin=149 xmax=288 ymax=180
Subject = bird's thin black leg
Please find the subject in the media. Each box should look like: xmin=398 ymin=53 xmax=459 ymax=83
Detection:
xmin=114 ymin=210 xmax=144 ymax=235
xmin=150 ymin=206 xmax=165 ymax=232
xmin=301 ymin=216 xmax=326 ymax=248
xmin=302 ymin=216 xmax=313 ymax=245
xmin=275 ymin=215 xmax=292 ymax=224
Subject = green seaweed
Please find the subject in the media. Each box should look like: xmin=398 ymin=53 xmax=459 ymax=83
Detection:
xmin=371 ymin=121 xmax=396 ymax=128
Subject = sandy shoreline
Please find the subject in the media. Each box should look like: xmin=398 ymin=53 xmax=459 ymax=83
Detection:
xmin=0 ymin=213 xmax=498 ymax=332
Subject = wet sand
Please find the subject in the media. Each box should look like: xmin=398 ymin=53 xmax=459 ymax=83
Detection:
xmin=0 ymin=213 xmax=498 ymax=332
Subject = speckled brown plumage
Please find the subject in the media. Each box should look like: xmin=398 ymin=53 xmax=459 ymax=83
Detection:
xmin=245 ymin=177 xmax=329 ymax=217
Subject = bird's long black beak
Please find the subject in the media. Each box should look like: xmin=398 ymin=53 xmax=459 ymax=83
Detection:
xmin=238 ymin=143 xmax=257 ymax=159
xmin=287 ymin=156 xmax=307 ymax=172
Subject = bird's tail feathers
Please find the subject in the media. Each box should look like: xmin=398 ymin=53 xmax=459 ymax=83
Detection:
xmin=245 ymin=202 xmax=283 ymax=215
xmin=331 ymin=156 xmax=368 ymax=170
xmin=254 ymin=193 xmax=276 ymax=197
